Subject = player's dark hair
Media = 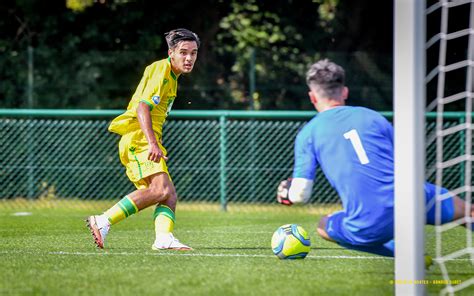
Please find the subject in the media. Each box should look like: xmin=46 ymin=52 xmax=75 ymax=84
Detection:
xmin=306 ymin=59 xmax=345 ymax=99
xmin=165 ymin=28 xmax=200 ymax=49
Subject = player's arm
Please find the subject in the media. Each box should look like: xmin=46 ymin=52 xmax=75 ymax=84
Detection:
xmin=277 ymin=131 xmax=316 ymax=205
xmin=277 ymin=178 xmax=314 ymax=206
xmin=384 ymin=117 xmax=394 ymax=146
xmin=137 ymin=102 xmax=167 ymax=162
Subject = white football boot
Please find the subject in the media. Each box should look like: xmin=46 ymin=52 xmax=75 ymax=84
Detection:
xmin=86 ymin=215 xmax=110 ymax=249
xmin=152 ymin=233 xmax=193 ymax=251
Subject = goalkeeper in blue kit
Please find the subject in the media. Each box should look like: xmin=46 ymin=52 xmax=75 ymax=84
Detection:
xmin=277 ymin=59 xmax=473 ymax=257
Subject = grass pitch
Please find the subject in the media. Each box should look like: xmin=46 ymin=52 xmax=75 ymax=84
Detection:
xmin=0 ymin=205 xmax=472 ymax=295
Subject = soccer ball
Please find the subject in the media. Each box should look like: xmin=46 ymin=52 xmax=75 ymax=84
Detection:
xmin=271 ymin=224 xmax=311 ymax=259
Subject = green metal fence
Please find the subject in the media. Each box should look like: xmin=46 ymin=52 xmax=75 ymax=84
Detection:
xmin=0 ymin=109 xmax=468 ymax=210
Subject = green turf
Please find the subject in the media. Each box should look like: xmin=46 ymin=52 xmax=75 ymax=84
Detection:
xmin=0 ymin=206 xmax=472 ymax=295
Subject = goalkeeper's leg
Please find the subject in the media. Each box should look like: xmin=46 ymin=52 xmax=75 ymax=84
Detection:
xmin=425 ymin=183 xmax=474 ymax=230
xmin=452 ymin=196 xmax=474 ymax=231
xmin=317 ymin=212 xmax=394 ymax=257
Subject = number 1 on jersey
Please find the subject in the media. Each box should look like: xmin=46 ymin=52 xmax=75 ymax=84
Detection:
xmin=344 ymin=129 xmax=370 ymax=165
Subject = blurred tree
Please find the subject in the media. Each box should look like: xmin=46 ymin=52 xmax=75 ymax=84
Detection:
xmin=313 ymin=0 xmax=340 ymax=32
xmin=216 ymin=0 xmax=312 ymax=110
xmin=66 ymin=0 xmax=94 ymax=12
xmin=0 ymin=0 xmax=395 ymax=111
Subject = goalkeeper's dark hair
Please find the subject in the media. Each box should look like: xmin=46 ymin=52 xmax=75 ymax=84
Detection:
xmin=165 ymin=28 xmax=200 ymax=49
xmin=306 ymin=59 xmax=345 ymax=99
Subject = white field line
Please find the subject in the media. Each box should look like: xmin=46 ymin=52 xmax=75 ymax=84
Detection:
xmin=1 ymin=250 xmax=472 ymax=261
xmin=45 ymin=252 xmax=474 ymax=261
xmin=50 ymin=251 xmax=394 ymax=260
xmin=0 ymin=250 xmax=390 ymax=260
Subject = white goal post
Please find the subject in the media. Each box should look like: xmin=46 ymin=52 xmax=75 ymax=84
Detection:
xmin=394 ymin=0 xmax=426 ymax=295
xmin=395 ymin=1 xmax=474 ymax=295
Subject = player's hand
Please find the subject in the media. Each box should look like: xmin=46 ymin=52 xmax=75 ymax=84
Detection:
xmin=148 ymin=142 xmax=168 ymax=163
xmin=277 ymin=178 xmax=293 ymax=206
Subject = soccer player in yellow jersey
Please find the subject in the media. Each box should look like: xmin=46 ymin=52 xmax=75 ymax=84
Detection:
xmin=86 ymin=28 xmax=200 ymax=250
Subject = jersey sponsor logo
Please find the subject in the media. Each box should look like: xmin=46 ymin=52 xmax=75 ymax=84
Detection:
xmin=152 ymin=95 xmax=161 ymax=105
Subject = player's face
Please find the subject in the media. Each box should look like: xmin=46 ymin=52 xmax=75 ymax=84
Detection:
xmin=169 ymin=41 xmax=198 ymax=74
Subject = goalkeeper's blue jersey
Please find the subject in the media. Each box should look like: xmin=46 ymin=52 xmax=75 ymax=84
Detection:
xmin=293 ymin=106 xmax=395 ymax=240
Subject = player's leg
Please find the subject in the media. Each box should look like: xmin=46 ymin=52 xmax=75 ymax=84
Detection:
xmin=86 ymin=133 xmax=170 ymax=248
xmin=86 ymin=193 xmax=139 ymax=249
xmin=452 ymin=195 xmax=474 ymax=226
xmin=147 ymin=173 xmax=192 ymax=250
xmin=127 ymin=172 xmax=174 ymax=208
xmin=85 ymin=179 xmax=165 ymax=249
xmin=449 ymin=196 xmax=473 ymax=230
xmin=316 ymin=215 xmax=336 ymax=242
xmin=85 ymin=133 xmax=139 ymax=248
xmin=88 ymin=174 xmax=180 ymax=248
xmin=317 ymin=211 xmax=395 ymax=257
xmin=425 ymin=182 xmax=473 ymax=229
xmin=86 ymin=173 xmax=179 ymax=249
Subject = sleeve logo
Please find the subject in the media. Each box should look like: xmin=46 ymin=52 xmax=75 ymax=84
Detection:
xmin=152 ymin=95 xmax=161 ymax=105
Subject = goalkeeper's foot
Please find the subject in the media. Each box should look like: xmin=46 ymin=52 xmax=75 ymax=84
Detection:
xmin=152 ymin=233 xmax=193 ymax=251
xmin=86 ymin=215 xmax=110 ymax=249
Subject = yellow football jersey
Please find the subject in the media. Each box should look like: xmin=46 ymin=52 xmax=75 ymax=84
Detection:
xmin=109 ymin=57 xmax=179 ymax=140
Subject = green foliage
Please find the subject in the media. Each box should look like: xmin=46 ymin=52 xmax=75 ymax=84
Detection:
xmin=0 ymin=0 xmax=161 ymax=108
xmin=313 ymin=0 xmax=340 ymax=30
xmin=66 ymin=0 xmax=94 ymax=12
xmin=217 ymin=0 xmax=317 ymax=109
xmin=0 ymin=0 xmax=396 ymax=110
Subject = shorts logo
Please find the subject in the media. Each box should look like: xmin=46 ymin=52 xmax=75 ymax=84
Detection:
xmin=327 ymin=220 xmax=333 ymax=233
xmin=152 ymin=95 xmax=161 ymax=105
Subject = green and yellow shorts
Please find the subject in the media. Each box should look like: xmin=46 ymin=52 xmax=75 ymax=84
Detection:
xmin=118 ymin=130 xmax=170 ymax=189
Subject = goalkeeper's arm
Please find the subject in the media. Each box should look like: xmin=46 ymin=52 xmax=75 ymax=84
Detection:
xmin=277 ymin=178 xmax=314 ymax=205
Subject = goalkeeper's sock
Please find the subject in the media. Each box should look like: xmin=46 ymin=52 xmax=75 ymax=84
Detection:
xmin=154 ymin=205 xmax=175 ymax=234
xmin=103 ymin=196 xmax=138 ymax=225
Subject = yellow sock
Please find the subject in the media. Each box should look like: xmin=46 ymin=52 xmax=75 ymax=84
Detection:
xmin=104 ymin=196 xmax=138 ymax=225
xmin=154 ymin=205 xmax=175 ymax=234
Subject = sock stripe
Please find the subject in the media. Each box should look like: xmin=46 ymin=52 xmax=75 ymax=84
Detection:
xmin=118 ymin=202 xmax=130 ymax=217
xmin=160 ymin=212 xmax=174 ymax=221
xmin=153 ymin=205 xmax=175 ymax=222
xmin=104 ymin=196 xmax=138 ymax=225
xmin=116 ymin=196 xmax=138 ymax=218
xmin=154 ymin=206 xmax=175 ymax=233
xmin=122 ymin=196 xmax=138 ymax=214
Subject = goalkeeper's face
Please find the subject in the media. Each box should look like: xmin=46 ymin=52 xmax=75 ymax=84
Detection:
xmin=169 ymin=41 xmax=199 ymax=74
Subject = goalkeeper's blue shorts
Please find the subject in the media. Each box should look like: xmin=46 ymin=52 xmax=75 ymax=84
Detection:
xmin=325 ymin=182 xmax=455 ymax=253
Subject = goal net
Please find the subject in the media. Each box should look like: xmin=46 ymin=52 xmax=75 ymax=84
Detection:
xmin=395 ymin=0 xmax=473 ymax=295
xmin=426 ymin=0 xmax=474 ymax=295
